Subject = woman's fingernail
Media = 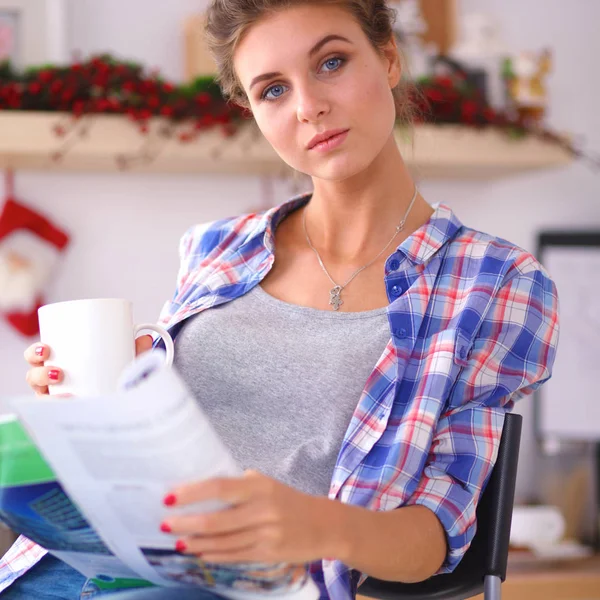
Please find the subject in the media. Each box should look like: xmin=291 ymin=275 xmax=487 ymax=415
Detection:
xmin=175 ymin=540 xmax=187 ymax=553
xmin=160 ymin=522 xmax=171 ymax=533
xmin=163 ymin=494 xmax=177 ymax=507
xmin=48 ymin=369 xmax=60 ymax=381
xmin=35 ymin=346 xmax=44 ymax=357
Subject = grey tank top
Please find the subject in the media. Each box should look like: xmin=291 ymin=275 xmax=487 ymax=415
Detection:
xmin=173 ymin=283 xmax=391 ymax=497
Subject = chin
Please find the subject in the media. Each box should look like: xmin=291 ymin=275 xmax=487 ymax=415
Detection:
xmin=289 ymin=152 xmax=374 ymax=182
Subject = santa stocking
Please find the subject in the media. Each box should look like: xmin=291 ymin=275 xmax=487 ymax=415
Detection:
xmin=0 ymin=177 xmax=70 ymax=337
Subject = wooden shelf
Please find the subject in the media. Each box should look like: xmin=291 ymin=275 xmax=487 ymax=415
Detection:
xmin=0 ymin=111 xmax=572 ymax=179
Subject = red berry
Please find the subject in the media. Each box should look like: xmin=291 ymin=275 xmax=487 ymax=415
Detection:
xmin=39 ymin=70 xmax=53 ymax=83
xmin=437 ymin=76 xmax=453 ymax=89
xmin=196 ymin=92 xmax=211 ymax=107
xmin=73 ymin=101 xmax=85 ymax=115
xmin=483 ymin=108 xmax=496 ymax=122
xmin=425 ymin=89 xmax=444 ymax=103
xmin=462 ymin=100 xmax=477 ymax=115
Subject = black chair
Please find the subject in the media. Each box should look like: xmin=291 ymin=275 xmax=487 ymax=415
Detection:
xmin=359 ymin=412 xmax=522 ymax=600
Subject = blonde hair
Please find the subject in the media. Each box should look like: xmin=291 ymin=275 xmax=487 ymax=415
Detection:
xmin=204 ymin=0 xmax=418 ymax=125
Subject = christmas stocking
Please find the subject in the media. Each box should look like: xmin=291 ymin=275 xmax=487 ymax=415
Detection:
xmin=0 ymin=197 xmax=70 ymax=337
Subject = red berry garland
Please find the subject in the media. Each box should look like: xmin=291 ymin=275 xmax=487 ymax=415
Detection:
xmin=0 ymin=54 xmax=250 ymax=137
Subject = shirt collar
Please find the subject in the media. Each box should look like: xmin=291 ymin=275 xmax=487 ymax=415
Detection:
xmin=397 ymin=202 xmax=463 ymax=265
xmin=245 ymin=193 xmax=463 ymax=268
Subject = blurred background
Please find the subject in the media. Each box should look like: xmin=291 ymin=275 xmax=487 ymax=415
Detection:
xmin=0 ymin=1 xmax=599 ymax=597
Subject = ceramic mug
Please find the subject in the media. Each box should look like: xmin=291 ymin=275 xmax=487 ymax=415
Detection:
xmin=38 ymin=298 xmax=174 ymax=396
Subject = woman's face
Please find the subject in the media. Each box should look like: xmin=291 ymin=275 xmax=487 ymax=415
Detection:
xmin=233 ymin=3 xmax=400 ymax=181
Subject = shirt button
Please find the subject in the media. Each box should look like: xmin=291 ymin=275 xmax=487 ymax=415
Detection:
xmin=391 ymin=285 xmax=403 ymax=297
xmin=389 ymin=259 xmax=400 ymax=271
xmin=459 ymin=346 xmax=468 ymax=360
xmin=395 ymin=328 xmax=407 ymax=339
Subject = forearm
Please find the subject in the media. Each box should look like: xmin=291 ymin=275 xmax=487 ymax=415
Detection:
xmin=319 ymin=497 xmax=447 ymax=583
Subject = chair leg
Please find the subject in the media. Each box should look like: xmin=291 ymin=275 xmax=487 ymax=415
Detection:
xmin=483 ymin=575 xmax=502 ymax=600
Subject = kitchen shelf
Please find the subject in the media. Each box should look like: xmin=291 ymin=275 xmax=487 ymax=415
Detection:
xmin=0 ymin=111 xmax=573 ymax=179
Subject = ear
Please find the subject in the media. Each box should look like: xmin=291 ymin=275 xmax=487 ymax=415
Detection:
xmin=381 ymin=36 xmax=402 ymax=89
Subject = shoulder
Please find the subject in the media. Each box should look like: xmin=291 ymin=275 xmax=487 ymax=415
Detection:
xmin=176 ymin=193 xmax=311 ymax=273
xmin=178 ymin=209 xmax=268 ymax=269
xmin=439 ymin=225 xmax=558 ymax=345
xmin=447 ymin=225 xmax=554 ymax=289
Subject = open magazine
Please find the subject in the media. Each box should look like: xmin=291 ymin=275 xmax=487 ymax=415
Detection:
xmin=0 ymin=350 xmax=319 ymax=600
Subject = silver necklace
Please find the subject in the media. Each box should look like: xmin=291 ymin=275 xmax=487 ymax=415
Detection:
xmin=303 ymin=187 xmax=419 ymax=311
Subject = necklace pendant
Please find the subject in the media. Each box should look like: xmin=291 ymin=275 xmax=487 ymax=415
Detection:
xmin=329 ymin=285 xmax=343 ymax=311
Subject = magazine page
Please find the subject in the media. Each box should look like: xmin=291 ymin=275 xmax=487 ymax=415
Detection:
xmin=0 ymin=414 xmax=156 ymax=595
xmin=9 ymin=351 xmax=319 ymax=600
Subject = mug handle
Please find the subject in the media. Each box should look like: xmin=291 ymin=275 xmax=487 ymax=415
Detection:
xmin=134 ymin=323 xmax=174 ymax=367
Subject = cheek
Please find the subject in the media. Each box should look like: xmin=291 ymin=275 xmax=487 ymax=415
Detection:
xmin=253 ymin=108 xmax=300 ymax=164
xmin=348 ymin=66 xmax=396 ymax=128
xmin=254 ymin=111 xmax=284 ymax=146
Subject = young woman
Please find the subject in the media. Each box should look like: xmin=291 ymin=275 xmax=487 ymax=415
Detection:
xmin=2 ymin=1 xmax=559 ymax=599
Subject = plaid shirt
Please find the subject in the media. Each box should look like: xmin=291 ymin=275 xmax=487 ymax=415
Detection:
xmin=0 ymin=193 xmax=559 ymax=600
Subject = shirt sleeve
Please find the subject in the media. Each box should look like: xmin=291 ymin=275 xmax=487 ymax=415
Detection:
xmin=404 ymin=267 xmax=559 ymax=573
xmin=0 ymin=535 xmax=47 ymax=593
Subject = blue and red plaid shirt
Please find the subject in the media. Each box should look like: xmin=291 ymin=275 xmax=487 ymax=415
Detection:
xmin=0 ymin=192 xmax=559 ymax=599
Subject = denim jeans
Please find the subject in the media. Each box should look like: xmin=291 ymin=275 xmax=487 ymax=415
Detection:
xmin=1 ymin=554 xmax=87 ymax=599
xmin=1 ymin=555 xmax=227 ymax=599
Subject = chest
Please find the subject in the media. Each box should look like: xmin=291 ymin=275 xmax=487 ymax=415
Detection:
xmin=260 ymin=220 xmax=392 ymax=313
xmin=260 ymin=258 xmax=390 ymax=312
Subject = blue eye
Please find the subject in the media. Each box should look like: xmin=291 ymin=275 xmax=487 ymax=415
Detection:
xmin=323 ymin=57 xmax=344 ymax=71
xmin=262 ymin=84 xmax=287 ymax=101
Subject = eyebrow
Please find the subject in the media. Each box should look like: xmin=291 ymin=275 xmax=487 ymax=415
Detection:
xmin=248 ymin=34 xmax=353 ymax=91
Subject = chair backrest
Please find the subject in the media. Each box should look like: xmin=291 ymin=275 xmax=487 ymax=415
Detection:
xmin=359 ymin=412 xmax=523 ymax=600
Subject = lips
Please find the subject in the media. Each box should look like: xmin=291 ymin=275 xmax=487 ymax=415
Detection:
xmin=307 ymin=129 xmax=349 ymax=150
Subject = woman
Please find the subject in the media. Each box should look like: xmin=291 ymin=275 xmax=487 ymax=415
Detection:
xmin=1 ymin=1 xmax=559 ymax=599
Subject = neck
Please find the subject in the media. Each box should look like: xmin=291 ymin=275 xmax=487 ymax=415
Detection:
xmin=303 ymin=133 xmax=433 ymax=265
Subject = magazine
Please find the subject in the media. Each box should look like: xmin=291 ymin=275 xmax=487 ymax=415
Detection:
xmin=0 ymin=351 xmax=319 ymax=600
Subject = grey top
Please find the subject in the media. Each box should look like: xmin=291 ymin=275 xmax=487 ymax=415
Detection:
xmin=173 ymin=283 xmax=391 ymax=497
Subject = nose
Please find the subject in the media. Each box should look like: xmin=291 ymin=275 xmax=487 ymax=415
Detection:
xmin=295 ymin=82 xmax=330 ymax=123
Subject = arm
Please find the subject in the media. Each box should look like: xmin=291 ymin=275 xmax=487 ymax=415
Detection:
xmin=331 ymin=267 xmax=559 ymax=581
xmin=322 ymin=499 xmax=447 ymax=583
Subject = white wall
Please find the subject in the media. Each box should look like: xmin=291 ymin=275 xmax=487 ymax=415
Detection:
xmin=1 ymin=0 xmax=599 ymax=522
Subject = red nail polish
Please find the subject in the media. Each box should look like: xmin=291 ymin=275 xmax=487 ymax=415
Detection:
xmin=163 ymin=494 xmax=177 ymax=506
xmin=48 ymin=369 xmax=60 ymax=381
xmin=175 ymin=540 xmax=187 ymax=553
xmin=160 ymin=522 xmax=171 ymax=533
xmin=35 ymin=346 xmax=44 ymax=357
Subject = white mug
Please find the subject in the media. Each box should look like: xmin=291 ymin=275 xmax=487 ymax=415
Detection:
xmin=38 ymin=298 xmax=174 ymax=397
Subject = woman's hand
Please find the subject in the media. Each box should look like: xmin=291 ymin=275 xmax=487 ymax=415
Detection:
xmin=24 ymin=335 xmax=154 ymax=396
xmin=161 ymin=470 xmax=344 ymax=565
